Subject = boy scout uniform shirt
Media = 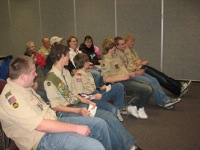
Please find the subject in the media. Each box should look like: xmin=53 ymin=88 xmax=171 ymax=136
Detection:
xmin=0 ymin=78 xmax=56 ymax=150
xmin=44 ymin=65 xmax=80 ymax=108
xmin=101 ymin=54 xmax=129 ymax=81
xmin=115 ymin=48 xmax=136 ymax=72
xmin=73 ymin=69 xmax=96 ymax=94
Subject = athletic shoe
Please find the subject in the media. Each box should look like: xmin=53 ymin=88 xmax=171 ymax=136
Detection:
xmin=117 ymin=109 xmax=124 ymax=122
xmin=164 ymin=98 xmax=181 ymax=108
xmin=158 ymin=104 xmax=174 ymax=110
xmin=137 ymin=107 xmax=148 ymax=119
xmin=179 ymin=80 xmax=192 ymax=97
xmin=130 ymin=144 xmax=143 ymax=150
xmin=127 ymin=105 xmax=138 ymax=118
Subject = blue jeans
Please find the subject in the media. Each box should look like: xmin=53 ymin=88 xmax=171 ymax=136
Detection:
xmin=89 ymin=69 xmax=103 ymax=87
xmin=92 ymin=83 xmax=125 ymax=116
xmin=120 ymin=79 xmax=152 ymax=109
xmin=57 ymin=103 xmax=136 ymax=150
xmin=37 ymin=117 xmax=108 ymax=150
xmin=134 ymin=73 xmax=170 ymax=105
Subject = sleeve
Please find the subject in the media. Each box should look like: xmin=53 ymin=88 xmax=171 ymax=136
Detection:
xmin=2 ymin=93 xmax=43 ymax=132
xmin=44 ymin=80 xmax=66 ymax=108
xmin=101 ymin=60 xmax=112 ymax=81
xmin=72 ymin=74 xmax=84 ymax=94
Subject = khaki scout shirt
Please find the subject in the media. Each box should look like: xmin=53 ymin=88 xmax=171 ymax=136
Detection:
xmin=0 ymin=78 xmax=56 ymax=150
xmin=38 ymin=45 xmax=51 ymax=58
xmin=72 ymin=69 xmax=96 ymax=94
xmin=115 ymin=48 xmax=136 ymax=72
xmin=128 ymin=47 xmax=140 ymax=62
xmin=44 ymin=65 xmax=80 ymax=108
xmin=101 ymin=54 xmax=129 ymax=81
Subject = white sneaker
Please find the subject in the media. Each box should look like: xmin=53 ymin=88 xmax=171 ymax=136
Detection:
xmin=127 ymin=105 xmax=138 ymax=118
xmin=137 ymin=107 xmax=148 ymax=119
xmin=117 ymin=109 xmax=124 ymax=122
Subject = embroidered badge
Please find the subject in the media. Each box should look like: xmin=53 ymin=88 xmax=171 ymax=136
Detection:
xmin=8 ymin=96 xmax=17 ymax=105
xmin=47 ymin=82 xmax=51 ymax=86
xmin=115 ymin=64 xmax=119 ymax=69
xmin=76 ymin=78 xmax=82 ymax=82
xmin=5 ymin=92 xmax=12 ymax=99
xmin=12 ymin=102 xmax=19 ymax=109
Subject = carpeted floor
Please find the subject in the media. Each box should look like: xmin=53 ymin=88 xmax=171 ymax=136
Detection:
xmin=122 ymin=82 xmax=200 ymax=150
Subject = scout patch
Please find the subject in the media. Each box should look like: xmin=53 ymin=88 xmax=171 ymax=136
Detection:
xmin=76 ymin=78 xmax=82 ymax=82
xmin=5 ymin=92 xmax=12 ymax=99
xmin=115 ymin=64 xmax=119 ymax=69
xmin=12 ymin=102 xmax=19 ymax=109
xmin=77 ymin=73 xmax=82 ymax=76
xmin=8 ymin=96 xmax=17 ymax=105
xmin=47 ymin=82 xmax=51 ymax=86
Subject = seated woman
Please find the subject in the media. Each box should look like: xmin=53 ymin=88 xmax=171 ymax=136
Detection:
xmin=66 ymin=36 xmax=103 ymax=87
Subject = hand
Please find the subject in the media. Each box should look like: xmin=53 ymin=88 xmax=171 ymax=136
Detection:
xmin=129 ymin=72 xmax=136 ymax=77
xmin=94 ymin=93 xmax=102 ymax=100
xmin=142 ymin=60 xmax=149 ymax=65
xmin=122 ymin=74 xmax=131 ymax=80
xmin=135 ymin=70 xmax=145 ymax=75
xmin=100 ymin=85 xmax=107 ymax=90
xmin=75 ymin=125 xmax=91 ymax=136
xmin=79 ymin=107 xmax=90 ymax=117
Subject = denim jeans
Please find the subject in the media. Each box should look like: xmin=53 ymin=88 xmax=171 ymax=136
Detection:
xmin=134 ymin=73 xmax=170 ymax=105
xmin=37 ymin=117 xmax=108 ymax=150
xmin=143 ymin=65 xmax=182 ymax=96
xmin=121 ymin=79 xmax=152 ymax=109
xmin=89 ymin=69 xmax=103 ymax=87
xmin=92 ymin=83 xmax=125 ymax=116
xmin=57 ymin=103 xmax=136 ymax=150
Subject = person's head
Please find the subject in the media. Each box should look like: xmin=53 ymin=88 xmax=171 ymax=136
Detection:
xmin=102 ymin=38 xmax=116 ymax=55
xmin=49 ymin=44 xmax=70 ymax=66
xmin=24 ymin=50 xmax=37 ymax=62
xmin=26 ymin=41 xmax=36 ymax=51
xmin=114 ymin=36 xmax=126 ymax=51
xmin=9 ymin=55 xmax=37 ymax=87
xmin=83 ymin=35 xmax=94 ymax=49
xmin=123 ymin=34 xmax=135 ymax=49
xmin=50 ymin=36 xmax=63 ymax=45
xmin=42 ymin=37 xmax=51 ymax=48
xmin=67 ymin=36 xmax=78 ymax=49
xmin=73 ymin=53 xmax=89 ymax=69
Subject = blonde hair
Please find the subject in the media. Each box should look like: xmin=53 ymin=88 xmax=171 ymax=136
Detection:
xmin=102 ymin=38 xmax=115 ymax=54
xmin=123 ymin=34 xmax=134 ymax=42
xmin=26 ymin=41 xmax=35 ymax=50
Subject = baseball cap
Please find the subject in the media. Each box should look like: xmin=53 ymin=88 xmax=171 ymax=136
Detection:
xmin=50 ymin=36 xmax=63 ymax=45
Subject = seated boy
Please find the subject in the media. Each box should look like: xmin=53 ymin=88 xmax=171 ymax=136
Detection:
xmin=72 ymin=53 xmax=130 ymax=121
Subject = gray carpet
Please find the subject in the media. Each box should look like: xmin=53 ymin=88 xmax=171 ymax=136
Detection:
xmin=122 ymin=82 xmax=200 ymax=150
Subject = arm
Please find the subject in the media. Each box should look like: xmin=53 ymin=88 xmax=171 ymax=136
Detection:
xmin=36 ymin=119 xmax=90 ymax=136
xmin=104 ymin=74 xmax=130 ymax=83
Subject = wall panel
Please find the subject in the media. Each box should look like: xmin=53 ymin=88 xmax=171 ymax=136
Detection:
xmin=9 ymin=0 xmax=41 ymax=55
xmin=164 ymin=0 xmax=200 ymax=80
xmin=0 ymin=1 xmax=13 ymax=56
xmin=76 ymin=0 xmax=115 ymax=49
xmin=40 ymin=0 xmax=74 ymax=45
xmin=117 ymin=0 xmax=162 ymax=69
